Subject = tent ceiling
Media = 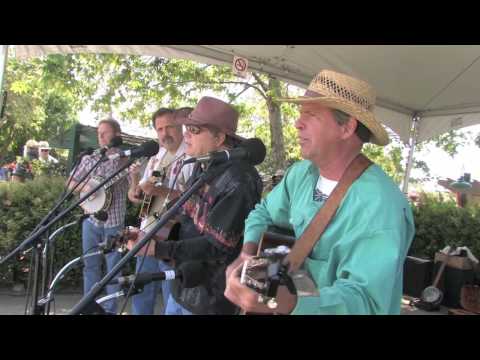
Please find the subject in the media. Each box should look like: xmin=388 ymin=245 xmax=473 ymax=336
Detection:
xmin=14 ymin=45 xmax=480 ymax=144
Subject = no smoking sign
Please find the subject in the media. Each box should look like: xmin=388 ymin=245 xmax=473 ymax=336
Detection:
xmin=232 ymin=56 xmax=249 ymax=78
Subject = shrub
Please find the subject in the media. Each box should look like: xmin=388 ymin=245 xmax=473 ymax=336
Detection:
xmin=410 ymin=192 xmax=480 ymax=259
xmin=0 ymin=176 xmax=140 ymax=288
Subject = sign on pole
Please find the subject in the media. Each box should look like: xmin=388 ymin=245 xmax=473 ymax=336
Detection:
xmin=232 ymin=55 xmax=249 ymax=78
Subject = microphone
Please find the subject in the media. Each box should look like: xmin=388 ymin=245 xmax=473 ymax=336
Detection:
xmin=108 ymin=261 xmax=212 ymax=288
xmin=183 ymin=138 xmax=266 ymax=166
xmin=106 ymin=140 xmax=159 ymax=161
xmin=94 ymin=136 xmax=123 ymax=156
xmin=111 ymin=272 xmax=178 ymax=287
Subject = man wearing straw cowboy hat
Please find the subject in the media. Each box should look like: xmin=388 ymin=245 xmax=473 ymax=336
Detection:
xmin=225 ymin=70 xmax=415 ymax=315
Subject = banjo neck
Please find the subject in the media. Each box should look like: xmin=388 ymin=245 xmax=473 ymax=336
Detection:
xmin=103 ymin=158 xmax=146 ymax=191
xmin=103 ymin=167 xmax=131 ymax=191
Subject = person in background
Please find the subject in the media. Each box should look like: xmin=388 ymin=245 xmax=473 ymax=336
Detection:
xmin=37 ymin=141 xmax=59 ymax=164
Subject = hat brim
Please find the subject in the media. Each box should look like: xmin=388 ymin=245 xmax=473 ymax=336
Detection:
xmin=179 ymin=114 xmax=246 ymax=144
xmin=277 ymin=95 xmax=390 ymax=146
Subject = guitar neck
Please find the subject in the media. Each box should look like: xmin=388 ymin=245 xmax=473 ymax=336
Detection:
xmin=139 ymin=194 xmax=154 ymax=218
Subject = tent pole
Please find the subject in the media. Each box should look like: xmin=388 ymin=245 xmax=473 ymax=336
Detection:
xmin=0 ymin=45 xmax=9 ymax=118
xmin=402 ymin=115 xmax=420 ymax=194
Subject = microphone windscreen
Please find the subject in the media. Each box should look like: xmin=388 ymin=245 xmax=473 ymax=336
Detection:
xmin=109 ymin=136 xmax=123 ymax=148
xmin=242 ymin=138 xmax=266 ymax=166
xmin=141 ymin=140 xmax=160 ymax=158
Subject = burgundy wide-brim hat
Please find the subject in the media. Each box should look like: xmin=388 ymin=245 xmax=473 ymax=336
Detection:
xmin=178 ymin=96 xmax=245 ymax=142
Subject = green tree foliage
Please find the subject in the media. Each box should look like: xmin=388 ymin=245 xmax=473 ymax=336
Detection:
xmin=410 ymin=192 xmax=480 ymax=259
xmin=362 ymin=144 xmax=405 ymax=184
xmin=0 ymin=55 xmax=80 ymax=164
xmin=429 ymin=130 xmax=470 ymax=157
xmin=2 ymin=52 xmax=471 ymax=182
xmin=58 ymin=53 xmax=303 ymax=173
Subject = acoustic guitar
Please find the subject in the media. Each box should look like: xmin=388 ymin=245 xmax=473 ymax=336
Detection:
xmin=239 ymin=228 xmax=296 ymax=314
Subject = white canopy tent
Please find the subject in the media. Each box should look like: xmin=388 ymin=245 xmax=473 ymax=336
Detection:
xmin=5 ymin=45 xmax=480 ymax=191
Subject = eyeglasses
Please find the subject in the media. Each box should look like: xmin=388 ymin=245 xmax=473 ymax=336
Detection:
xmin=40 ymin=149 xmax=49 ymax=152
xmin=185 ymin=124 xmax=220 ymax=136
xmin=184 ymin=124 xmax=204 ymax=135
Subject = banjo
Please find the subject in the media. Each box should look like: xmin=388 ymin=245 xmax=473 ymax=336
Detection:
xmin=80 ymin=159 xmax=145 ymax=214
xmin=419 ymin=248 xmax=455 ymax=309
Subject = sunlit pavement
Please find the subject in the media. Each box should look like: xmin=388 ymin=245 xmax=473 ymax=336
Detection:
xmin=0 ymin=288 xmax=164 ymax=315
xmin=0 ymin=288 xmax=448 ymax=315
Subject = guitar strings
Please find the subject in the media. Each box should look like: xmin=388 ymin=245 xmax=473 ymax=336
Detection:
xmin=139 ymin=153 xmax=186 ymax=216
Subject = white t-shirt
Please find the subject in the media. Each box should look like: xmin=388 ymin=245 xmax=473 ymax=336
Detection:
xmin=313 ymin=175 xmax=338 ymax=202
xmin=139 ymin=141 xmax=193 ymax=191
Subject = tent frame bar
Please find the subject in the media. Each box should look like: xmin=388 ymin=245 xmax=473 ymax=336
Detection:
xmin=402 ymin=115 xmax=420 ymax=194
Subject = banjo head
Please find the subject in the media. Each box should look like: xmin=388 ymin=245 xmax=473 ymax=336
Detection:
xmin=421 ymin=286 xmax=443 ymax=305
xmin=80 ymin=176 xmax=107 ymax=214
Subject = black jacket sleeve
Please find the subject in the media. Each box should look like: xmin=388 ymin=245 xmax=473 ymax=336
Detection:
xmin=155 ymin=235 xmax=230 ymax=263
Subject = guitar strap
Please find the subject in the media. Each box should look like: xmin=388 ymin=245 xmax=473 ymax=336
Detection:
xmin=284 ymin=153 xmax=373 ymax=273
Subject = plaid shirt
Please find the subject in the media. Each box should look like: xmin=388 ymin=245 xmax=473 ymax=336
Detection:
xmin=73 ymin=149 xmax=129 ymax=228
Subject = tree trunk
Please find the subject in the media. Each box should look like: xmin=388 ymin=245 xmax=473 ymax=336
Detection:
xmin=266 ymin=76 xmax=286 ymax=171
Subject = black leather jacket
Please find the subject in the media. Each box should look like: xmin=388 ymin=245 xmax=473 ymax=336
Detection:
xmin=166 ymin=159 xmax=262 ymax=314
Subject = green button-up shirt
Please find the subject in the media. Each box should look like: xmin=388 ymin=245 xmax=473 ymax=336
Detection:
xmin=244 ymin=159 xmax=415 ymax=314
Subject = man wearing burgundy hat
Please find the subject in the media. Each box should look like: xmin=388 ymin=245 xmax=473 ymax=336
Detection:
xmin=127 ymin=96 xmax=263 ymax=314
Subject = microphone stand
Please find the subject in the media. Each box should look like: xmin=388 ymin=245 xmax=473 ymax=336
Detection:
xmin=68 ymin=163 xmax=222 ymax=315
xmin=0 ymin=156 xmax=136 ymax=314
xmin=38 ymin=241 xmax=125 ymax=314
xmin=39 ymin=216 xmax=88 ymax=314
xmin=22 ymin=156 xmax=106 ymax=315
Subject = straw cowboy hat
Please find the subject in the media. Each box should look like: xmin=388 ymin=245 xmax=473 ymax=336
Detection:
xmin=277 ymin=69 xmax=390 ymax=146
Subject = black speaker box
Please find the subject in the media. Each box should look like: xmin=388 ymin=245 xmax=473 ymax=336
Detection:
xmin=403 ymin=256 xmax=433 ymax=298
